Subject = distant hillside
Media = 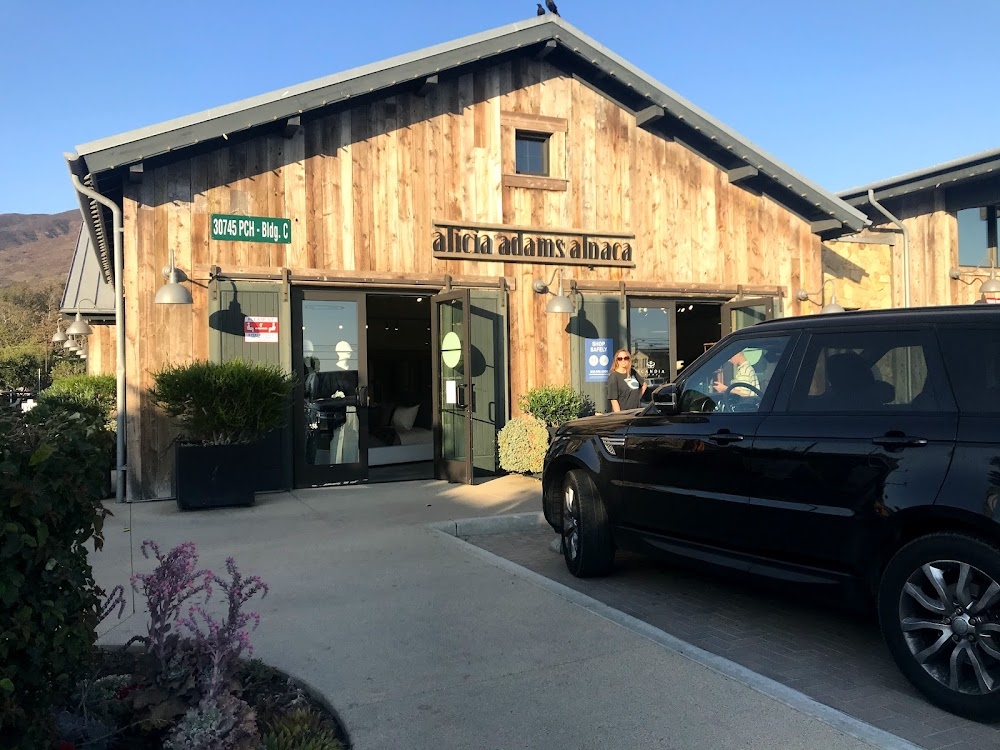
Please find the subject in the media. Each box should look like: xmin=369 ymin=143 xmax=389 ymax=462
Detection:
xmin=0 ymin=210 xmax=82 ymax=288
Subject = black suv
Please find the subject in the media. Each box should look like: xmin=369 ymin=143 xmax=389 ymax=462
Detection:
xmin=542 ymin=305 xmax=1000 ymax=719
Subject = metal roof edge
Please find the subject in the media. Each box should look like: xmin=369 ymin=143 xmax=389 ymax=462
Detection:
xmin=70 ymin=13 xmax=864 ymax=233
xmin=75 ymin=15 xmax=554 ymax=158
xmin=839 ymin=146 xmax=1000 ymax=204
xmin=548 ymin=23 xmax=868 ymax=231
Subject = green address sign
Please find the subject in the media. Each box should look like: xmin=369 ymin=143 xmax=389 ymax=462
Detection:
xmin=210 ymin=214 xmax=291 ymax=244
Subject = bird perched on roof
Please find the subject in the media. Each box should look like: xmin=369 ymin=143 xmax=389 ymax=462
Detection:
xmin=546 ymin=0 xmax=560 ymax=15
xmin=537 ymin=3 xmax=545 ymax=14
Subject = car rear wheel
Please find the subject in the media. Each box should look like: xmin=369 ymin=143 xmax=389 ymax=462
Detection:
xmin=878 ymin=533 xmax=1000 ymax=719
xmin=561 ymin=470 xmax=614 ymax=578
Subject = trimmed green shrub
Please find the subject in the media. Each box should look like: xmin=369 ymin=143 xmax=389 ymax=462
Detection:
xmin=48 ymin=357 xmax=85 ymax=381
xmin=0 ymin=408 xmax=111 ymax=746
xmin=517 ymin=384 xmax=591 ymax=427
xmin=0 ymin=345 xmax=45 ymax=392
xmin=498 ymin=416 xmax=549 ymax=475
xmin=42 ymin=374 xmax=116 ymax=428
xmin=150 ymin=360 xmax=295 ymax=446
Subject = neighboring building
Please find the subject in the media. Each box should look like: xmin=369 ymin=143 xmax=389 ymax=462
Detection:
xmin=64 ymin=15 xmax=866 ymax=501
xmin=60 ymin=229 xmax=115 ymax=374
xmin=829 ymin=148 xmax=1000 ymax=310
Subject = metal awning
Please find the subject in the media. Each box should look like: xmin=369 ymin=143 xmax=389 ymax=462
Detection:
xmin=60 ymin=226 xmax=115 ymax=319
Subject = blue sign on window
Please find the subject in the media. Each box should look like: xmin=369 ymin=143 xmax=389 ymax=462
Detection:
xmin=585 ymin=338 xmax=614 ymax=382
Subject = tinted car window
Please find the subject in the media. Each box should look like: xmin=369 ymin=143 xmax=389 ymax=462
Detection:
xmin=789 ymin=330 xmax=944 ymax=413
xmin=937 ymin=327 xmax=1000 ymax=413
xmin=678 ymin=335 xmax=789 ymax=414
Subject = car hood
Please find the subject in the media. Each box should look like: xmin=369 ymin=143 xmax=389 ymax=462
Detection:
xmin=555 ymin=410 xmax=640 ymax=436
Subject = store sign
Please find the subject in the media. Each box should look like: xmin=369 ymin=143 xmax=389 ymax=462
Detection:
xmin=585 ymin=338 xmax=613 ymax=382
xmin=432 ymin=222 xmax=635 ymax=268
xmin=211 ymin=214 xmax=291 ymax=244
xmin=244 ymin=316 xmax=279 ymax=343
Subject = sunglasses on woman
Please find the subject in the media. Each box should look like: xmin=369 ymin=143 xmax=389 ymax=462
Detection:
xmin=617 ymin=356 xmax=631 ymax=361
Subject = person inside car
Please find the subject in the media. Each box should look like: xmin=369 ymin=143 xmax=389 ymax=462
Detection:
xmin=712 ymin=347 xmax=762 ymax=398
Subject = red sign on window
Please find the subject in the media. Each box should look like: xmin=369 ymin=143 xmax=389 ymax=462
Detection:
xmin=244 ymin=316 xmax=279 ymax=342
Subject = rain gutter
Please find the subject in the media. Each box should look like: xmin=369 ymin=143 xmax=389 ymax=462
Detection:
xmin=867 ymin=189 xmax=911 ymax=308
xmin=68 ymin=169 xmax=126 ymax=504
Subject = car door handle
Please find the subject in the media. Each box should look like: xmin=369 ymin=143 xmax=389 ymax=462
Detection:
xmin=709 ymin=431 xmax=745 ymax=445
xmin=872 ymin=434 xmax=929 ymax=449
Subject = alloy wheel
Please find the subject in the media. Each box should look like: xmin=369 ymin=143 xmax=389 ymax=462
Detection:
xmin=899 ymin=560 xmax=1000 ymax=695
xmin=563 ymin=484 xmax=579 ymax=562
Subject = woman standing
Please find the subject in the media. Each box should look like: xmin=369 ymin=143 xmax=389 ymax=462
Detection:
xmin=607 ymin=348 xmax=647 ymax=412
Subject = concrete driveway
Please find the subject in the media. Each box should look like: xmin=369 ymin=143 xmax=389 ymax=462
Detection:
xmin=92 ymin=476 xmax=910 ymax=749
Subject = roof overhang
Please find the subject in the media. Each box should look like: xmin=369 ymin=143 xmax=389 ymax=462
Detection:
xmin=839 ymin=146 xmax=1000 ymax=214
xmin=60 ymin=227 xmax=116 ymax=319
xmin=68 ymin=14 xmax=868 ymax=275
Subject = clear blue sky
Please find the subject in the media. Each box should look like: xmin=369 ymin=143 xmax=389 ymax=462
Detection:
xmin=3 ymin=0 xmax=996 ymax=215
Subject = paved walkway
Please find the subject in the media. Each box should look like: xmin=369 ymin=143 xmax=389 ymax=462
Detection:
xmin=474 ymin=525 xmax=1000 ymax=750
xmin=93 ymin=477 xmax=906 ymax=749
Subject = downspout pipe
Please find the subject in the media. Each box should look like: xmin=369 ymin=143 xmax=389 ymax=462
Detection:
xmin=68 ymin=171 xmax=126 ymax=505
xmin=867 ymin=189 xmax=911 ymax=308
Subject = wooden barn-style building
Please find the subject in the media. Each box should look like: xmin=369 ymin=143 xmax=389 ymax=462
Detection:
xmin=63 ymin=15 xmax=868 ymax=501
xmin=824 ymin=150 xmax=1000 ymax=310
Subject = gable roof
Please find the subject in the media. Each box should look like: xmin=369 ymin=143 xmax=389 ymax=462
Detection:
xmin=839 ymin=146 xmax=1000 ymax=212
xmin=67 ymin=15 xmax=868 ymax=278
xmin=60 ymin=227 xmax=115 ymax=318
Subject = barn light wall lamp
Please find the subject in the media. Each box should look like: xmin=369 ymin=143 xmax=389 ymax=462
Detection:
xmin=796 ymin=279 xmax=845 ymax=314
xmin=949 ymin=261 xmax=1000 ymax=305
xmin=532 ymin=268 xmax=576 ymax=314
xmin=155 ymin=248 xmax=194 ymax=305
xmin=65 ymin=297 xmax=99 ymax=337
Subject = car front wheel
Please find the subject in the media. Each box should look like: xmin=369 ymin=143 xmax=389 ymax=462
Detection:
xmin=561 ymin=469 xmax=614 ymax=578
xmin=879 ymin=533 xmax=1000 ymax=719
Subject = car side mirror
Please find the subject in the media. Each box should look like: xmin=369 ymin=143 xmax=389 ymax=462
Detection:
xmin=651 ymin=383 xmax=680 ymax=415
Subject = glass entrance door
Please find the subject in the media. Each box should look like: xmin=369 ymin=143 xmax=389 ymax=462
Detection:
xmin=721 ymin=297 xmax=775 ymax=336
xmin=432 ymin=290 xmax=473 ymax=484
xmin=292 ymin=290 xmax=369 ymax=486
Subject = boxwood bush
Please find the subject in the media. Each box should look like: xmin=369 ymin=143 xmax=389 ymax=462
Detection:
xmin=498 ymin=416 xmax=549 ymax=475
xmin=39 ymin=374 xmax=116 ymax=431
xmin=517 ymin=384 xmax=592 ymax=427
xmin=151 ymin=360 xmax=295 ymax=446
xmin=0 ymin=407 xmax=112 ymax=746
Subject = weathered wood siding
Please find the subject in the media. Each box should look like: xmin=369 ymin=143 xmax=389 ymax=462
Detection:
xmin=85 ymin=324 xmax=116 ymax=376
xmin=122 ymin=59 xmax=823 ymax=499
xmin=831 ymin=189 xmax=987 ymax=309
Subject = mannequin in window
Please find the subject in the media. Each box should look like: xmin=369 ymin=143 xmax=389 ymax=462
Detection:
xmin=329 ymin=340 xmax=360 ymax=464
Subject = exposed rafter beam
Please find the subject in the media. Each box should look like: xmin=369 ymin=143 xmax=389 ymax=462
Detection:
xmin=810 ymin=218 xmax=843 ymax=235
xmin=416 ymin=75 xmax=438 ymax=97
xmin=727 ymin=166 xmax=759 ymax=184
xmin=128 ymin=163 xmax=144 ymax=183
xmin=635 ymin=105 xmax=665 ymax=129
xmin=534 ymin=40 xmax=557 ymax=60
xmin=283 ymin=116 xmax=301 ymax=139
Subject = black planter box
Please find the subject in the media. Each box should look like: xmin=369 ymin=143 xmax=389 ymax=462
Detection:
xmin=175 ymin=442 xmax=259 ymax=510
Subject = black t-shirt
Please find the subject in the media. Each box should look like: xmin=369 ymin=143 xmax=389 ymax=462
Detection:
xmin=607 ymin=369 xmax=645 ymax=411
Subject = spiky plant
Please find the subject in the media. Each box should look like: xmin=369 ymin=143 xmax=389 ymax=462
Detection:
xmin=260 ymin=707 xmax=345 ymax=750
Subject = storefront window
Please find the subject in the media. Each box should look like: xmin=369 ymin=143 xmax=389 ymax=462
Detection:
xmin=628 ymin=305 xmax=671 ymax=389
xmin=957 ymin=206 xmax=998 ymax=267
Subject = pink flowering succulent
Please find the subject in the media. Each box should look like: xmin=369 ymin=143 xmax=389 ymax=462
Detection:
xmin=129 ymin=540 xmax=213 ymax=671
xmin=179 ymin=557 xmax=269 ymax=699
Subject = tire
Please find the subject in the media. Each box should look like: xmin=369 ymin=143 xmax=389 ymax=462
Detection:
xmin=878 ymin=533 xmax=1000 ymax=720
xmin=561 ymin=470 xmax=615 ymax=577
